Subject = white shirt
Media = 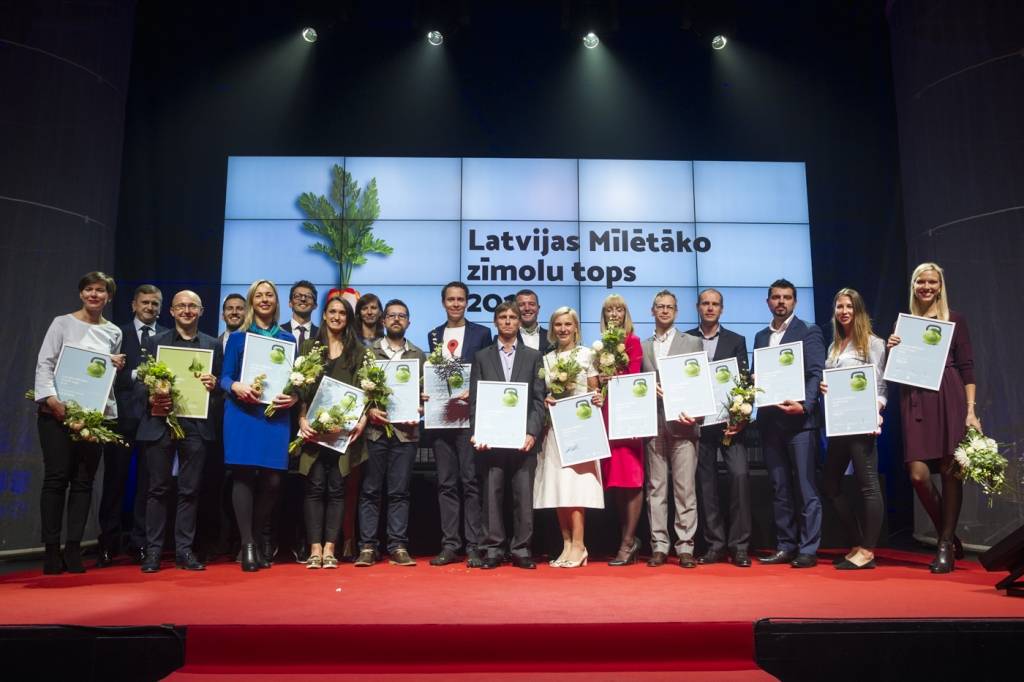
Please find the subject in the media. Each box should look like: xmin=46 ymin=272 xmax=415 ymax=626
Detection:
xmin=769 ymin=313 xmax=796 ymax=347
xmin=134 ymin=316 xmax=155 ymax=344
xmin=35 ymin=314 xmax=123 ymax=418
xmin=381 ymin=337 xmax=411 ymax=360
xmin=441 ymin=325 xmax=466 ymax=360
xmin=826 ymin=335 xmax=889 ymax=408
xmin=520 ymin=326 xmax=541 ymax=350
xmin=289 ymin=318 xmax=312 ymax=338
xmin=652 ymin=327 xmax=676 ymax=359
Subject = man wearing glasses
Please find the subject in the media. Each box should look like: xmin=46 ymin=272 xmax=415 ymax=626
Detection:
xmin=282 ymin=281 xmax=319 ymax=348
xmin=354 ymin=300 xmax=427 ymax=567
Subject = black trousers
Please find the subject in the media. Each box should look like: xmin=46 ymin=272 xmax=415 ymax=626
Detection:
xmin=38 ymin=414 xmax=102 ymax=544
xmin=696 ymin=425 xmax=752 ymax=553
xmin=97 ymin=424 xmax=147 ymax=551
xmin=822 ymin=434 xmax=884 ymax=549
xmin=432 ymin=429 xmax=483 ymax=552
xmin=480 ymin=449 xmax=537 ymax=559
xmin=359 ymin=436 xmax=416 ymax=552
xmin=304 ymin=450 xmax=345 ymax=546
xmin=143 ymin=431 xmax=208 ymax=555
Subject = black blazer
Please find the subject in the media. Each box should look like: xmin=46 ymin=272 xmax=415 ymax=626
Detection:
xmin=684 ymin=326 xmax=749 ymax=373
xmin=282 ymin=320 xmax=319 ymax=346
xmin=115 ymin=319 xmax=167 ymax=426
xmin=516 ymin=325 xmax=553 ymax=355
xmin=469 ymin=342 xmax=547 ymax=445
xmin=428 ymin=320 xmax=493 ymax=362
xmin=134 ymin=328 xmax=223 ymax=442
xmin=752 ymin=317 xmax=826 ymax=431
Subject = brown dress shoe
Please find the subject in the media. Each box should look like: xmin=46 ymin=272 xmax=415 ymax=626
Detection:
xmin=647 ymin=551 xmax=668 ymax=567
xmin=678 ymin=553 xmax=697 ymax=568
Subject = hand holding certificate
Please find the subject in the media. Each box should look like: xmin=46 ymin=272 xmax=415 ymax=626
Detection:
xmin=53 ymin=344 xmax=117 ymax=414
xmin=472 ymin=380 xmax=529 ymax=450
xmin=823 ymin=364 xmax=880 ymax=437
xmin=754 ymin=341 xmax=806 ymax=407
xmin=883 ymin=313 xmax=954 ymax=391
xmin=374 ymin=358 xmax=421 ymax=424
xmin=240 ymin=333 xmax=296 ymax=406
xmin=657 ymin=351 xmax=717 ymax=420
xmin=606 ymin=371 xmax=658 ymax=440
xmin=156 ymin=346 xmax=215 ymax=419
xmin=549 ymin=392 xmax=611 ymax=467
xmin=423 ymin=362 xmax=471 ymax=429
xmin=293 ymin=377 xmax=365 ymax=454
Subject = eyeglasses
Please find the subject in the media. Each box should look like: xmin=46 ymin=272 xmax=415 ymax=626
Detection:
xmin=384 ymin=312 xmax=409 ymax=320
xmin=171 ymin=303 xmax=202 ymax=312
xmin=653 ymin=304 xmax=676 ymax=311
xmin=291 ymin=293 xmax=315 ymax=303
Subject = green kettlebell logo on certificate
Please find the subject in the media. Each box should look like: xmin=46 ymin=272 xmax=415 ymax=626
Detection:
xmin=684 ymin=359 xmax=701 ymax=378
xmin=502 ymin=387 xmax=519 ymax=407
xmin=395 ymin=364 xmax=411 ymax=383
xmin=778 ymin=348 xmax=795 ymax=366
xmin=269 ymin=344 xmax=287 ymax=364
xmin=575 ymin=400 xmax=592 ymax=420
xmin=188 ymin=355 xmax=205 ymax=378
xmin=86 ymin=357 xmax=107 ymax=378
xmin=849 ymin=370 xmax=868 ymax=392
xmin=632 ymin=378 xmax=648 ymax=397
xmin=340 ymin=392 xmax=358 ymax=411
xmin=922 ymin=324 xmax=942 ymax=346
xmin=714 ymin=365 xmax=732 ymax=384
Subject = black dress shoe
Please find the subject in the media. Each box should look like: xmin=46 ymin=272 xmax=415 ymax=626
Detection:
xmin=732 ymin=550 xmax=751 ymax=568
xmin=141 ymin=550 xmax=162 ymax=573
xmin=63 ymin=542 xmax=85 ymax=574
xmin=257 ymin=543 xmax=273 ymax=569
xmin=466 ymin=548 xmax=484 ymax=568
xmin=95 ymin=547 xmax=114 ymax=568
xmin=510 ymin=555 xmax=536 ymax=569
xmin=930 ymin=541 xmax=955 ymax=574
xmin=758 ymin=550 xmax=795 ymax=564
xmin=790 ymin=553 xmax=818 ymax=568
xmin=43 ymin=544 xmax=64 ymax=575
xmin=697 ymin=549 xmax=726 ymax=565
xmin=175 ymin=551 xmax=206 ymax=571
xmin=608 ymin=538 xmax=640 ymax=566
xmin=647 ymin=551 xmax=668 ymax=567
xmin=132 ymin=547 xmax=146 ymax=565
xmin=241 ymin=544 xmax=260 ymax=572
xmin=430 ymin=548 xmax=459 ymax=566
xmin=481 ymin=555 xmax=502 ymax=569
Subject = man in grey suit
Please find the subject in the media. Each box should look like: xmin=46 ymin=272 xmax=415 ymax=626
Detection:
xmin=469 ymin=301 xmax=547 ymax=569
xmin=641 ymin=290 xmax=703 ymax=568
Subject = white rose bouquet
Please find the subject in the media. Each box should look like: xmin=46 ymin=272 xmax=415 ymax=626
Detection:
xmin=593 ymin=326 xmax=629 ymax=377
xmin=26 ymin=391 xmax=127 ymax=446
xmin=953 ymin=427 xmax=1008 ymax=500
xmin=540 ymin=347 xmax=583 ymax=398
xmin=265 ymin=342 xmax=325 ymax=417
xmin=288 ymin=403 xmax=360 ymax=455
xmin=723 ymin=370 xmax=762 ymax=446
xmin=356 ymin=348 xmax=394 ymax=437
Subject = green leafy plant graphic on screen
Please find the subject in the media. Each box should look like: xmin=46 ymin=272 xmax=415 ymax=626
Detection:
xmin=298 ymin=164 xmax=393 ymax=288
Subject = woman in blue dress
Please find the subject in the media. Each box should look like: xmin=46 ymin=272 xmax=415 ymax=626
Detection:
xmin=221 ymin=280 xmax=298 ymax=572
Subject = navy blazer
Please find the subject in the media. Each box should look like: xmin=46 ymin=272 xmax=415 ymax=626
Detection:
xmin=684 ymin=326 xmax=749 ymax=373
xmin=282 ymin=320 xmax=319 ymax=343
xmin=114 ymin=319 xmax=167 ymax=425
xmin=752 ymin=317 xmax=826 ymax=431
xmin=134 ymin=329 xmax=223 ymax=442
xmin=516 ymin=325 xmax=553 ymax=355
xmin=468 ymin=342 xmax=547 ymax=445
xmin=427 ymin=320 xmax=493 ymax=362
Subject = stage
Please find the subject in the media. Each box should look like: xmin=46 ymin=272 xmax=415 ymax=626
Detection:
xmin=1 ymin=548 xmax=1020 ymax=680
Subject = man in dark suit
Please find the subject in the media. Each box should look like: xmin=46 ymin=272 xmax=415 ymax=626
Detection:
xmin=280 ymin=280 xmax=319 ymax=347
xmin=469 ymin=301 xmax=546 ymax=569
xmin=137 ymin=290 xmax=222 ymax=572
xmin=426 ymin=281 xmax=493 ymax=567
xmin=97 ymin=284 xmax=165 ymax=566
xmin=514 ymin=289 xmax=553 ymax=355
xmin=753 ymin=278 xmax=826 ymax=569
xmin=686 ymin=288 xmax=753 ymax=568
xmin=218 ymin=293 xmax=245 ymax=351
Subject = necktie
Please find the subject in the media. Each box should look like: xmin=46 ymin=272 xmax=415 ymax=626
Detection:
xmin=141 ymin=325 xmax=152 ymax=346
xmin=297 ymin=325 xmax=307 ymax=348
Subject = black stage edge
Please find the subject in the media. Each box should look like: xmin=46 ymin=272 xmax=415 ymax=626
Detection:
xmin=0 ymin=625 xmax=185 ymax=682
xmin=755 ymin=618 xmax=1024 ymax=682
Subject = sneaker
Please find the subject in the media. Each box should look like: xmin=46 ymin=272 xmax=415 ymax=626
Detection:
xmin=389 ymin=547 xmax=416 ymax=566
xmin=354 ymin=547 xmax=377 ymax=567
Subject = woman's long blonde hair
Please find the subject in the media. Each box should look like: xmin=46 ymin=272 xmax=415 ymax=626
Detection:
xmin=829 ymin=288 xmax=874 ymax=363
xmin=240 ymin=279 xmax=281 ymax=330
xmin=600 ymin=294 xmax=634 ymax=335
xmin=547 ymin=306 xmax=581 ymax=348
xmin=909 ymin=262 xmax=949 ymax=321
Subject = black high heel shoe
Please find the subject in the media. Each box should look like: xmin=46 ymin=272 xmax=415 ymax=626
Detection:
xmin=42 ymin=544 xmax=64 ymax=575
xmin=930 ymin=540 xmax=954 ymax=574
xmin=63 ymin=541 xmax=85 ymax=574
xmin=953 ymin=535 xmax=965 ymax=560
xmin=241 ymin=544 xmax=260 ymax=572
xmin=608 ymin=538 xmax=640 ymax=566
xmin=257 ymin=542 xmax=273 ymax=569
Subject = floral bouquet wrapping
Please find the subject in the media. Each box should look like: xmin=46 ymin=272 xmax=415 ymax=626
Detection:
xmin=266 ymin=342 xmax=325 ymax=417
xmin=288 ymin=403 xmax=360 ymax=455
xmin=135 ymin=356 xmax=185 ymax=439
xmin=356 ymin=348 xmax=394 ymax=437
xmin=540 ymin=348 xmax=582 ymax=398
xmin=953 ymin=427 xmax=1008 ymax=500
xmin=722 ymin=370 xmax=762 ymax=446
xmin=26 ymin=391 xmax=127 ymax=446
xmin=427 ymin=332 xmax=467 ymax=396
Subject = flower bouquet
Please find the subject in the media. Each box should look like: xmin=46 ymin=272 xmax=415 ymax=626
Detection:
xmin=540 ymin=348 xmax=582 ymax=398
xmin=288 ymin=403 xmax=360 ymax=455
xmin=427 ymin=332 xmax=467 ymax=396
xmin=722 ymin=370 xmax=762 ymax=446
xmin=25 ymin=391 xmax=126 ymax=446
xmin=356 ymin=348 xmax=394 ymax=437
xmin=266 ymin=342 xmax=325 ymax=417
xmin=592 ymin=326 xmax=629 ymax=377
xmin=136 ymin=356 xmax=185 ymax=439
xmin=953 ymin=427 xmax=1008 ymax=500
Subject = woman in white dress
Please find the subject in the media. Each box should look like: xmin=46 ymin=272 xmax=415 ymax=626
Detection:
xmin=533 ymin=307 xmax=604 ymax=568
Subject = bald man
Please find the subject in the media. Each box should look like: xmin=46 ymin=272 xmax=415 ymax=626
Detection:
xmin=135 ymin=290 xmax=223 ymax=572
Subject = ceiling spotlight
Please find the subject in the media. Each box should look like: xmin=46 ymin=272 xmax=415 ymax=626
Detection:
xmin=583 ymin=32 xmax=599 ymax=49
xmin=427 ymin=30 xmax=443 ymax=46
xmin=301 ymin=27 xmax=318 ymax=43
xmin=711 ymin=35 xmax=727 ymax=50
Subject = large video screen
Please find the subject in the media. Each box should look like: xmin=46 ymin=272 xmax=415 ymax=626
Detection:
xmin=221 ymin=157 xmax=813 ymax=355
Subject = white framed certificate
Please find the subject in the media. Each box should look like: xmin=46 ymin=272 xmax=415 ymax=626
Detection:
xmin=657 ymin=350 xmax=717 ymax=420
xmin=883 ymin=313 xmax=955 ymax=391
xmin=240 ymin=333 xmax=296 ymax=405
xmin=703 ymin=357 xmax=740 ymax=426
xmin=423 ymin=362 xmax=471 ymax=429
xmin=303 ymin=376 xmax=365 ymax=454
xmin=607 ymin=371 xmax=658 ymax=440
xmin=472 ymin=380 xmax=528 ymax=450
xmin=375 ymin=358 xmax=420 ymax=423
xmin=53 ymin=344 xmax=117 ymax=413
xmin=156 ymin=346 xmax=215 ymax=419
xmin=549 ymin=392 xmax=611 ymax=467
xmin=823 ymin=364 xmax=880 ymax=437
xmin=754 ymin=341 xmax=805 ymax=407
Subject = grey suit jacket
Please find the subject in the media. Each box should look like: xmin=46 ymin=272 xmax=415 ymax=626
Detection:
xmin=469 ymin=342 xmax=547 ymax=448
xmin=641 ymin=328 xmax=702 ymax=440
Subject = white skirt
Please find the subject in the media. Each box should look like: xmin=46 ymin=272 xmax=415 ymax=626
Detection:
xmin=533 ymin=428 xmax=605 ymax=509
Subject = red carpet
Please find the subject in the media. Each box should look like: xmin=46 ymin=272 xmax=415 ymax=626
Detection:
xmin=0 ymin=549 xmax=1016 ymax=677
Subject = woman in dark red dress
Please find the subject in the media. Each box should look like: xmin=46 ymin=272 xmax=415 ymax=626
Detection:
xmin=888 ymin=263 xmax=981 ymax=574
xmin=597 ymin=294 xmax=645 ymax=565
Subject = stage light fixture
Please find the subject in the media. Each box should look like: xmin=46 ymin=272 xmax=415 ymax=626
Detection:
xmin=711 ymin=35 xmax=727 ymax=50
xmin=427 ymin=30 xmax=443 ymax=46
xmin=583 ymin=32 xmax=599 ymax=49
xmin=302 ymin=27 xmax=318 ymax=43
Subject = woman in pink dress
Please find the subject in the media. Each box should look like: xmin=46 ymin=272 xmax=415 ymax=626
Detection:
xmin=888 ymin=263 xmax=980 ymax=574
xmin=597 ymin=294 xmax=645 ymax=565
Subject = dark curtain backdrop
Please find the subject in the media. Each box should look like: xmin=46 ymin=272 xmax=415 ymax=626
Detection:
xmin=888 ymin=0 xmax=1024 ymax=547
xmin=0 ymin=1 xmax=136 ymax=553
